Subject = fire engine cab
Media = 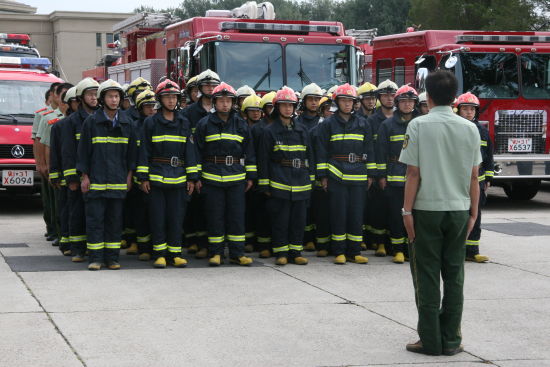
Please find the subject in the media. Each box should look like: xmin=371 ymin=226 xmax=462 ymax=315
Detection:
xmin=0 ymin=33 xmax=62 ymax=195
xmin=369 ymin=30 xmax=550 ymax=200
xmin=101 ymin=1 xmax=359 ymax=93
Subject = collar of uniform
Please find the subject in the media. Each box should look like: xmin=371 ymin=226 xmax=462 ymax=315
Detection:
xmin=335 ymin=112 xmax=355 ymax=125
xmin=54 ymin=108 xmax=64 ymax=118
xmin=274 ymin=117 xmax=299 ymax=132
xmin=429 ymin=105 xmax=453 ymax=114
xmin=156 ymin=111 xmax=178 ymax=126
xmin=78 ymin=106 xmax=91 ymax=120
xmin=299 ymin=112 xmax=318 ymax=122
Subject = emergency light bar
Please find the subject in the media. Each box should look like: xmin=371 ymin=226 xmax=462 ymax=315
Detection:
xmin=0 ymin=33 xmax=30 ymax=45
xmin=220 ymin=21 xmax=340 ymax=35
xmin=0 ymin=56 xmax=51 ymax=69
xmin=457 ymin=34 xmax=550 ymax=44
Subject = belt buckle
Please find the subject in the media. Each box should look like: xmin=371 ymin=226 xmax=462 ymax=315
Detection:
xmin=292 ymin=158 xmax=301 ymax=169
xmin=362 ymin=154 xmax=368 ymax=162
xmin=170 ymin=157 xmax=179 ymax=167
xmin=225 ymin=155 xmax=234 ymax=166
xmin=348 ymin=153 xmax=357 ymax=163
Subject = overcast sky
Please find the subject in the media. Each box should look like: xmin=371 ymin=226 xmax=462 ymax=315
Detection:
xmin=25 ymin=0 xmax=183 ymax=14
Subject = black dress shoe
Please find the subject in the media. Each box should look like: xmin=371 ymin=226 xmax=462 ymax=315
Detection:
xmin=443 ymin=345 xmax=464 ymax=356
xmin=51 ymin=238 xmax=60 ymax=246
xmin=406 ymin=341 xmax=441 ymax=356
xmin=46 ymin=234 xmax=56 ymax=241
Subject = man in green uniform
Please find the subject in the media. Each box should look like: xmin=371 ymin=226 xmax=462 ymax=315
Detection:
xmin=399 ymin=71 xmax=481 ymax=356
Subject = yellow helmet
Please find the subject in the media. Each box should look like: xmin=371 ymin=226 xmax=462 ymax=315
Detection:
xmin=136 ymin=90 xmax=156 ymax=110
xmin=63 ymin=86 xmax=77 ymax=103
xmin=186 ymin=75 xmax=198 ymax=90
xmin=127 ymin=77 xmax=152 ymax=100
xmin=357 ymin=82 xmax=377 ymax=98
xmin=319 ymin=96 xmax=331 ymax=106
xmin=260 ymin=91 xmax=276 ymax=109
xmin=241 ymin=94 xmax=262 ymax=112
xmin=300 ymin=83 xmax=323 ymax=99
xmin=236 ymin=85 xmax=256 ymax=98
xmin=75 ymin=77 xmax=99 ymax=98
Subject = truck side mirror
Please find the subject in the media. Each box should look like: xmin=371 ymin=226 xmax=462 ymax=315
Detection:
xmin=416 ymin=67 xmax=428 ymax=92
xmin=180 ymin=46 xmax=191 ymax=80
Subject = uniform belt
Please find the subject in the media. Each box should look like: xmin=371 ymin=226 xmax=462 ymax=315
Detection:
xmin=273 ymin=158 xmax=309 ymax=169
xmin=204 ymin=155 xmax=243 ymax=166
xmin=332 ymin=153 xmax=367 ymax=163
xmin=151 ymin=157 xmax=185 ymax=167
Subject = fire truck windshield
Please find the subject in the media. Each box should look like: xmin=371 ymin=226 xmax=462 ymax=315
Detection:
xmin=0 ymin=80 xmax=51 ymax=123
xmin=214 ymin=42 xmax=283 ymax=91
xmin=453 ymin=53 xmax=519 ymax=99
xmin=286 ymin=44 xmax=352 ymax=91
xmin=521 ymin=54 xmax=550 ymax=99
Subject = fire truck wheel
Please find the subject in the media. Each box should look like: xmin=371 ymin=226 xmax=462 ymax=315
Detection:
xmin=503 ymin=180 xmax=540 ymax=200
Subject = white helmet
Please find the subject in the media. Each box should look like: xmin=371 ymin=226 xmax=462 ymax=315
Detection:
xmin=376 ymin=79 xmax=399 ymax=95
xmin=300 ymin=83 xmax=323 ymax=99
xmin=75 ymin=77 xmax=100 ymax=98
xmin=97 ymin=79 xmax=124 ymax=103
xmin=236 ymin=85 xmax=256 ymax=98
xmin=327 ymin=85 xmax=338 ymax=95
xmin=63 ymin=86 xmax=78 ymax=103
xmin=197 ymin=69 xmax=221 ymax=86
xmin=418 ymin=92 xmax=427 ymax=104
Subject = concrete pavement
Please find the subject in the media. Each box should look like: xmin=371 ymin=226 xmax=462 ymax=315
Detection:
xmin=0 ymin=184 xmax=549 ymax=367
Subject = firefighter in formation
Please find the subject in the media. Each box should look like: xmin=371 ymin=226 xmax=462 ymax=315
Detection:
xmin=37 ymin=72 xmax=492 ymax=270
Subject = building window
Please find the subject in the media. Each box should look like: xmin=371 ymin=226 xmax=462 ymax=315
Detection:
xmin=106 ymin=33 xmax=114 ymax=44
xmin=114 ymin=33 xmax=120 ymax=42
xmin=96 ymin=33 xmax=102 ymax=47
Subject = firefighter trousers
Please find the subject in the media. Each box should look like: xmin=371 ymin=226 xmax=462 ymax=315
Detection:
xmin=267 ymin=196 xmax=307 ymax=258
xmin=149 ymin=186 xmax=187 ymax=259
xmin=54 ymin=186 xmax=70 ymax=253
xmin=303 ymin=206 xmax=315 ymax=245
xmin=134 ymin=189 xmax=151 ymax=255
xmin=386 ymin=185 xmax=407 ymax=254
xmin=365 ymin=181 xmax=388 ymax=246
xmin=251 ymin=189 xmax=271 ymax=251
xmin=184 ymin=192 xmax=207 ymax=249
xmin=67 ymin=188 xmax=86 ymax=257
xmin=466 ymin=182 xmax=486 ymax=257
xmin=85 ymin=197 xmax=123 ymax=264
xmin=204 ymin=182 xmax=246 ymax=258
xmin=312 ymin=186 xmax=330 ymax=252
xmin=41 ymin=176 xmax=55 ymax=236
xmin=245 ymin=189 xmax=256 ymax=246
xmin=328 ymin=179 xmax=365 ymax=257
xmin=122 ymin=189 xmax=137 ymax=246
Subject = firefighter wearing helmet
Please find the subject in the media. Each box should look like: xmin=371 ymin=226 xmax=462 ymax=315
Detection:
xmin=135 ymin=80 xmax=197 ymax=268
xmin=259 ymin=91 xmax=276 ymax=124
xmin=418 ymin=92 xmax=429 ymax=115
xmin=236 ymin=85 xmax=256 ymax=115
xmin=48 ymin=84 xmax=75 ymax=257
xmin=315 ymin=83 xmax=376 ymax=265
xmin=296 ymin=83 xmax=323 ymax=252
xmin=121 ymin=84 xmax=131 ymax=110
xmin=185 ymin=75 xmax=200 ymax=104
xmin=376 ymin=85 xmax=419 ymax=264
xmin=59 ymin=78 xmax=99 ymax=262
xmin=124 ymin=77 xmax=153 ymax=123
xmin=256 ymin=87 xmax=312 ymax=265
xmin=194 ymin=82 xmax=256 ymax=267
xmin=77 ymin=79 xmax=138 ymax=271
xmin=456 ymin=92 xmax=492 ymax=263
xmin=180 ymin=69 xmax=221 ymax=258
xmin=357 ymin=82 xmax=377 ymax=118
xmin=364 ymin=79 xmax=399 ymax=256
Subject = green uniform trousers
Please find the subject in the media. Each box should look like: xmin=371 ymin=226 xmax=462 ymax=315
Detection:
xmin=41 ymin=177 xmax=55 ymax=236
xmin=409 ymin=209 xmax=469 ymax=355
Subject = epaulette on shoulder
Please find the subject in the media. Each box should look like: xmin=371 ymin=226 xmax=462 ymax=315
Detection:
xmin=41 ymin=110 xmax=55 ymax=116
xmin=35 ymin=107 xmax=48 ymax=114
xmin=48 ymin=118 xmax=60 ymax=125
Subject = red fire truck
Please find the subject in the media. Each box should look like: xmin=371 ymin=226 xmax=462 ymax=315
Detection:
xmin=368 ymin=30 xmax=550 ymax=200
xmin=0 ymin=33 xmax=62 ymax=195
xmin=95 ymin=1 xmax=359 ymax=92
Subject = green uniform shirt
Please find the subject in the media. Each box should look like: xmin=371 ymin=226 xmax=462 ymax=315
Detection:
xmin=399 ymin=105 xmax=482 ymax=211
xmin=37 ymin=109 xmax=63 ymax=147
xmin=31 ymin=107 xmax=48 ymax=139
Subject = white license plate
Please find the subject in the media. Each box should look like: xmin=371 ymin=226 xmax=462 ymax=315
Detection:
xmin=2 ymin=170 xmax=34 ymax=186
xmin=507 ymin=138 xmax=532 ymax=153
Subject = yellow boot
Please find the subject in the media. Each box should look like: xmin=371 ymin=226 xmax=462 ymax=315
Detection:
xmin=187 ymin=244 xmax=198 ymax=254
xmin=230 ymin=256 xmax=253 ymax=266
xmin=393 ymin=252 xmax=405 ymax=264
xmin=375 ymin=244 xmax=386 ymax=257
xmin=88 ymin=262 xmax=102 ymax=271
xmin=138 ymin=253 xmax=151 ymax=261
xmin=72 ymin=255 xmax=85 ymax=263
xmin=120 ymin=239 xmax=128 ymax=249
xmin=172 ymin=257 xmax=188 ymax=267
xmin=316 ymin=249 xmax=329 ymax=257
xmin=304 ymin=242 xmax=316 ymax=251
xmin=195 ymin=248 xmax=208 ymax=259
xmin=290 ymin=256 xmax=308 ymax=265
xmin=126 ymin=242 xmax=138 ymax=255
xmin=360 ymin=242 xmax=367 ymax=251
xmin=209 ymin=254 xmax=222 ymax=266
xmin=259 ymin=249 xmax=271 ymax=258
xmin=107 ymin=261 xmax=121 ymax=270
xmin=466 ymin=254 xmax=489 ymax=263
xmin=153 ymin=257 xmax=166 ymax=268
xmin=334 ymin=254 xmax=346 ymax=265
xmin=347 ymin=255 xmax=368 ymax=264
xmin=275 ymin=257 xmax=288 ymax=265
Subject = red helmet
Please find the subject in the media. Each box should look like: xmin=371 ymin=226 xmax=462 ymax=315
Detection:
xmin=155 ymin=79 xmax=180 ymax=96
xmin=212 ymin=82 xmax=237 ymax=99
xmin=456 ymin=92 xmax=480 ymax=108
xmin=273 ymin=86 xmax=298 ymax=105
xmin=394 ymin=85 xmax=418 ymax=102
xmin=332 ymin=83 xmax=357 ymax=100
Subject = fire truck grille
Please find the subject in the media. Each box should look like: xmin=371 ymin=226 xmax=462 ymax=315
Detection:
xmin=0 ymin=144 xmax=34 ymax=159
xmin=494 ymin=110 xmax=547 ymax=154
